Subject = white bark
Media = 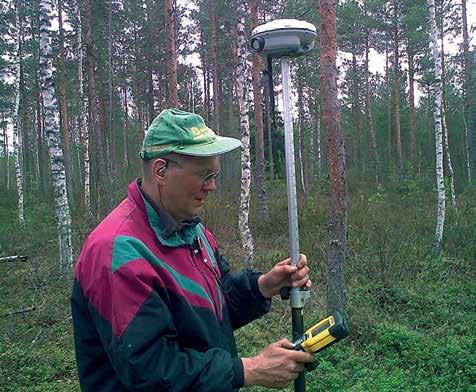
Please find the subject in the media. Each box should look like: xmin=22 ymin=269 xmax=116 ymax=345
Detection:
xmin=428 ymin=0 xmax=445 ymax=254
xmin=442 ymin=111 xmax=456 ymax=209
xmin=314 ymin=103 xmax=322 ymax=184
xmin=77 ymin=0 xmax=91 ymax=216
xmin=463 ymin=110 xmax=471 ymax=184
xmin=39 ymin=0 xmax=73 ymax=272
xmin=236 ymin=1 xmax=255 ymax=267
xmin=13 ymin=4 xmax=24 ymax=225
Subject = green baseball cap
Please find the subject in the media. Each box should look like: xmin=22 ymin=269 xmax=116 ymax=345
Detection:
xmin=140 ymin=109 xmax=241 ymax=159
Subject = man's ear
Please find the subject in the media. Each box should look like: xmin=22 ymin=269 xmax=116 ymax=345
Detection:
xmin=152 ymin=159 xmax=168 ymax=181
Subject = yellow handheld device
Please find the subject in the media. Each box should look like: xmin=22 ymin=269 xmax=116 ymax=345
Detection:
xmin=293 ymin=311 xmax=349 ymax=354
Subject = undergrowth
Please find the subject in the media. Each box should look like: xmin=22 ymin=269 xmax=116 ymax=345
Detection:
xmin=0 ymin=181 xmax=474 ymax=391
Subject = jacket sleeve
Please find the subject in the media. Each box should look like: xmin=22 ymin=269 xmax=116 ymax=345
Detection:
xmin=217 ymin=250 xmax=272 ymax=330
xmin=81 ymin=253 xmax=244 ymax=391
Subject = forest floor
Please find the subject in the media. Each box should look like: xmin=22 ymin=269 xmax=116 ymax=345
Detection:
xmin=0 ymin=178 xmax=474 ymax=391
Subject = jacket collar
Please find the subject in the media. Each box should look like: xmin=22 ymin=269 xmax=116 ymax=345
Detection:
xmin=129 ymin=179 xmax=201 ymax=247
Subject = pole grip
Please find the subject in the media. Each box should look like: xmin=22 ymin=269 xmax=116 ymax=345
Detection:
xmin=292 ymin=308 xmax=305 ymax=392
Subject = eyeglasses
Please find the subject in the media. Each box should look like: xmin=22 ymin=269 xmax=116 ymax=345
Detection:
xmin=163 ymin=158 xmax=221 ymax=186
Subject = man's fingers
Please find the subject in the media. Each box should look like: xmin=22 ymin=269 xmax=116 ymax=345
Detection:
xmin=276 ymin=258 xmax=291 ymax=267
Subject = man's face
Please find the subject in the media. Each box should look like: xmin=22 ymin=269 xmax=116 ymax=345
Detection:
xmin=159 ymin=155 xmax=220 ymax=222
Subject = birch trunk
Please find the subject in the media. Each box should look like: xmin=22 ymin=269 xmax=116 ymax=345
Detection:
xmin=122 ymin=81 xmax=129 ymax=172
xmin=440 ymin=40 xmax=456 ymax=210
xmin=13 ymin=2 xmax=24 ymax=225
xmin=313 ymin=99 xmax=322 ymax=186
xmin=77 ymin=0 xmax=91 ymax=215
xmin=58 ymin=0 xmax=73 ymax=207
xmin=39 ymin=0 xmax=73 ymax=271
xmin=428 ymin=0 xmax=445 ymax=254
xmin=320 ymin=0 xmax=348 ymax=314
xmin=236 ymin=1 xmax=254 ymax=267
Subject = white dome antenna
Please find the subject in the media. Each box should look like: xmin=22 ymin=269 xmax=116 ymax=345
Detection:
xmin=251 ymin=19 xmax=317 ymax=58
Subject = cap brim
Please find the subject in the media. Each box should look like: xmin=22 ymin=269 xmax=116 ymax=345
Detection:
xmin=175 ymin=136 xmax=241 ymax=157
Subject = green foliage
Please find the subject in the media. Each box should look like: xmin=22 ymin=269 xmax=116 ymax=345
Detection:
xmin=0 ymin=179 xmax=474 ymax=391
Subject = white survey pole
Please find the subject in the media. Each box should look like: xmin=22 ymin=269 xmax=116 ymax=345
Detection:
xmin=281 ymin=56 xmax=300 ymax=266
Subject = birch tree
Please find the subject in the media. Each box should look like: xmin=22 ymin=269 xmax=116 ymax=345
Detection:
xmin=13 ymin=1 xmax=24 ymax=225
xmin=39 ymin=0 xmax=73 ymax=271
xmin=58 ymin=0 xmax=73 ymax=206
xmin=76 ymin=0 xmax=91 ymax=216
xmin=428 ymin=0 xmax=445 ymax=254
xmin=236 ymin=0 xmax=254 ymax=267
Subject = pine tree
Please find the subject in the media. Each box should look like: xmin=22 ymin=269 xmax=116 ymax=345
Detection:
xmin=320 ymin=0 xmax=348 ymax=314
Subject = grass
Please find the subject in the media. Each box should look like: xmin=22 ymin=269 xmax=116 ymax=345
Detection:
xmin=0 ymin=180 xmax=474 ymax=391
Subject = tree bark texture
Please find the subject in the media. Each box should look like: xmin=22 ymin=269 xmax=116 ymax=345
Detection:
xmin=250 ymin=0 xmax=268 ymax=217
xmin=39 ymin=0 xmax=73 ymax=272
xmin=441 ymin=41 xmax=457 ymax=210
xmin=236 ymin=1 xmax=255 ymax=267
xmin=77 ymin=0 xmax=91 ymax=215
xmin=13 ymin=2 xmax=24 ymax=225
xmin=428 ymin=0 xmax=445 ymax=255
xmin=58 ymin=0 xmax=73 ymax=207
xmin=320 ymin=0 xmax=348 ymax=315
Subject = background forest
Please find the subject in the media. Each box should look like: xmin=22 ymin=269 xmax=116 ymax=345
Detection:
xmin=0 ymin=0 xmax=474 ymax=390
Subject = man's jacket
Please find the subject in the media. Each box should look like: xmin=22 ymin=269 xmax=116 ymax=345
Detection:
xmin=71 ymin=181 xmax=271 ymax=391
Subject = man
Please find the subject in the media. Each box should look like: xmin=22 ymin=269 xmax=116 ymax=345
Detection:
xmin=72 ymin=109 xmax=314 ymax=391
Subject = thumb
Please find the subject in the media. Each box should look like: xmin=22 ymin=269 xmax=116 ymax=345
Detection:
xmin=275 ymin=338 xmax=294 ymax=350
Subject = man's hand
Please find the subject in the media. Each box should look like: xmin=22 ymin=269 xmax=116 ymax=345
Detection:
xmin=258 ymin=254 xmax=311 ymax=299
xmin=242 ymin=338 xmax=315 ymax=389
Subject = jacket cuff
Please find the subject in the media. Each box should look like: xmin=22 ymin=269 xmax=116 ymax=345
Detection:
xmin=231 ymin=358 xmax=244 ymax=389
xmin=249 ymin=270 xmax=270 ymax=303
